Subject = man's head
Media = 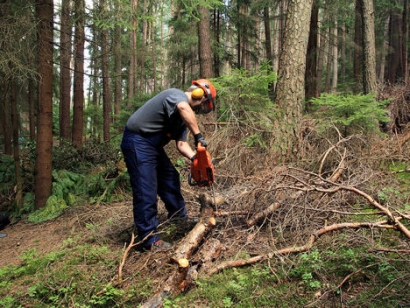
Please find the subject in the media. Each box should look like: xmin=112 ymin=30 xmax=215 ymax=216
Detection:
xmin=188 ymin=79 xmax=217 ymax=114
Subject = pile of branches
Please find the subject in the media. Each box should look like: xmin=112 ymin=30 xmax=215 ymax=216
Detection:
xmin=112 ymin=130 xmax=410 ymax=307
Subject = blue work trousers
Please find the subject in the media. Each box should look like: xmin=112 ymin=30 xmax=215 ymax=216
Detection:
xmin=121 ymin=128 xmax=187 ymax=246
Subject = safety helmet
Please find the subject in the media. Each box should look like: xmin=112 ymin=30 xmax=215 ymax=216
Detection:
xmin=191 ymin=79 xmax=217 ymax=114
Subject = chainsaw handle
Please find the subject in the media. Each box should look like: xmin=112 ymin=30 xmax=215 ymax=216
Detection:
xmin=188 ymin=173 xmax=198 ymax=186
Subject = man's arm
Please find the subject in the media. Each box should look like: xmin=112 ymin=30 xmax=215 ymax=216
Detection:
xmin=176 ymin=102 xmax=200 ymax=135
xmin=176 ymin=140 xmax=196 ymax=160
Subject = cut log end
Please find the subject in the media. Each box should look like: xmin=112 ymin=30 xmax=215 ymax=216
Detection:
xmin=178 ymin=258 xmax=189 ymax=268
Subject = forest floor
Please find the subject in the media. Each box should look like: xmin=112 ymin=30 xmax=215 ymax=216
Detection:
xmin=1 ymin=138 xmax=410 ymax=307
xmin=1 ymin=88 xmax=410 ymax=306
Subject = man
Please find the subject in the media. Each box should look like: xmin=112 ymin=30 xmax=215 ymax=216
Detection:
xmin=121 ymin=79 xmax=217 ymax=251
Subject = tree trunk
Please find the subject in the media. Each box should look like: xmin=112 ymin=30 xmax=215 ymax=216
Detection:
xmin=274 ymin=0 xmax=313 ymax=160
xmin=11 ymin=80 xmax=22 ymax=209
xmin=331 ymin=23 xmax=338 ymax=92
xmin=35 ymin=0 xmax=54 ymax=209
xmin=316 ymin=11 xmax=324 ymax=97
xmin=403 ymin=0 xmax=409 ymax=85
xmin=28 ymin=79 xmax=36 ymax=142
xmin=264 ymin=6 xmax=275 ymax=100
xmin=198 ymin=6 xmax=213 ymax=78
xmin=387 ymin=9 xmax=401 ymax=84
xmin=305 ymin=0 xmax=318 ymax=104
xmin=360 ymin=0 xmax=377 ymax=95
xmin=128 ymin=0 xmax=138 ymax=103
xmin=114 ymin=23 xmax=122 ymax=116
xmin=101 ymin=0 xmax=111 ymax=143
xmin=213 ymin=7 xmax=221 ymax=77
xmin=2 ymin=83 xmax=12 ymax=155
xmin=59 ymin=0 xmax=72 ymax=141
xmin=72 ymin=0 xmax=85 ymax=149
xmin=140 ymin=0 xmax=147 ymax=92
xmin=379 ymin=15 xmax=390 ymax=82
xmin=324 ymin=27 xmax=332 ymax=93
xmin=354 ymin=0 xmax=362 ymax=92
xmin=341 ymin=23 xmax=346 ymax=82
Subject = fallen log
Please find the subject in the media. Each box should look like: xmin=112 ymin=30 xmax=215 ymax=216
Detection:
xmin=140 ymin=193 xmax=217 ymax=307
xmin=170 ymin=216 xmax=216 ymax=265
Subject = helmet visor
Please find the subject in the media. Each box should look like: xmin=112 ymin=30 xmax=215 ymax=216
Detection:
xmin=198 ymin=97 xmax=215 ymax=114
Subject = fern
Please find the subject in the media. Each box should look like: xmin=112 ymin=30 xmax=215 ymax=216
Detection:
xmin=28 ymin=195 xmax=68 ymax=224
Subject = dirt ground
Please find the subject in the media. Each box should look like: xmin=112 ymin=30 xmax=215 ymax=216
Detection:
xmin=0 ymin=201 xmax=134 ymax=268
xmin=0 ymin=185 xmax=211 ymax=270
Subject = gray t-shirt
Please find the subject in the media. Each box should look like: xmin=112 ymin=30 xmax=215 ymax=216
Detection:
xmin=126 ymin=88 xmax=188 ymax=141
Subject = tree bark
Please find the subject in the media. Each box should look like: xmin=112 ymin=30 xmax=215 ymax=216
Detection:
xmin=264 ymin=6 xmax=275 ymax=100
xmin=360 ymin=0 xmax=377 ymax=95
xmin=128 ymin=0 xmax=138 ymax=103
xmin=2 ymin=83 xmax=12 ymax=155
xmin=72 ymin=0 xmax=85 ymax=149
xmin=305 ymin=0 xmax=318 ymax=103
xmin=101 ymin=0 xmax=111 ymax=143
xmin=35 ymin=0 xmax=54 ymax=208
xmin=59 ymin=0 xmax=72 ymax=141
xmin=11 ymin=80 xmax=22 ymax=209
xmin=198 ymin=6 xmax=213 ymax=78
xmin=403 ymin=0 xmax=409 ymax=84
xmin=354 ymin=0 xmax=362 ymax=92
xmin=387 ymin=8 xmax=401 ymax=84
xmin=114 ymin=23 xmax=122 ymax=116
xmin=331 ymin=22 xmax=338 ymax=92
xmin=274 ymin=0 xmax=313 ymax=160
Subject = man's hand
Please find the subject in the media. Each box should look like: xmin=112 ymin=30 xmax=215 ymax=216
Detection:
xmin=194 ymin=133 xmax=207 ymax=147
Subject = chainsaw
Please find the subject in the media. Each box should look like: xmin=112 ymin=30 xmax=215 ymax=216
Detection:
xmin=188 ymin=143 xmax=214 ymax=187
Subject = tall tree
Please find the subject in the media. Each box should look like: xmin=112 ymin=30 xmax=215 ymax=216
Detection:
xmin=386 ymin=5 xmax=402 ymax=83
xmin=128 ymin=0 xmax=138 ymax=102
xmin=72 ymin=0 xmax=85 ymax=149
xmin=264 ymin=6 xmax=275 ymax=99
xmin=354 ymin=0 xmax=362 ymax=90
xmin=59 ymin=0 xmax=72 ymax=141
xmin=113 ymin=22 xmax=122 ymax=116
xmin=305 ymin=0 xmax=319 ymax=102
xmin=274 ymin=0 xmax=313 ymax=160
xmin=100 ymin=0 xmax=112 ymax=142
xmin=360 ymin=0 xmax=377 ymax=95
xmin=11 ymin=80 xmax=23 ymax=209
xmin=402 ymin=0 xmax=409 ymax=84
xmin=198 ymin=5 xmax=213 ymax=78
xmin=35 ymin=0 xmax=54 ymax=208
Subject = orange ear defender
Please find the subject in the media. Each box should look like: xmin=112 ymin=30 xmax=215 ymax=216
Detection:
xmin=192 ymin=87 xmax=204 ymax=100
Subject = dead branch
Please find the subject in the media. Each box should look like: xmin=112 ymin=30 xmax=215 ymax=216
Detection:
xmin=318 ymin=132 xmax=351 ymax=177
xmin=368 ymin=247 xmax=410 ymax=254
xmin=206 ymin=221 xmax=392 ymax=276
xmin=290 ymin=168 xmax=410 ymax=239
xmin=328 ymin=148 xmax=347 ymax=182
xmin=118 ymin=232 xmax=138 ymax=283
xmin=214 ymin=210 xmax=249 ymax=217
xmin=247 ymin=202 xmax=281 ymax=227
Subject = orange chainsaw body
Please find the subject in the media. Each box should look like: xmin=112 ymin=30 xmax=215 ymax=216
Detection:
xmin=189 ymin=144 xmax=214 ymax=187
